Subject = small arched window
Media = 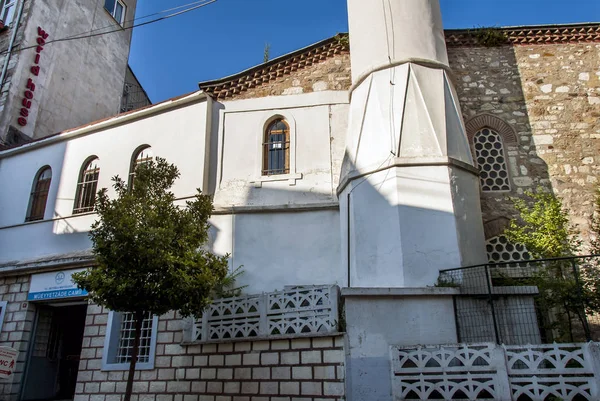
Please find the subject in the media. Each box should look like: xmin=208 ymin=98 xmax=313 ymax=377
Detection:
xmin=473 ymin=128 xmax=510 ymax=192
xmin=128 ymin=146 xmax=153 ymax=188
xmin=73 ymin=157 xmax=100 ymax=214
xmin=26 ymin=167 xmax=52 ymax=221
xmin=262 ymin=119 xmax=290 ymax=176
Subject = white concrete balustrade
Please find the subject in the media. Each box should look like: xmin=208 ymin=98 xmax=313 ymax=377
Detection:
xmin=191 ymin=285 xmax=340 ymax=343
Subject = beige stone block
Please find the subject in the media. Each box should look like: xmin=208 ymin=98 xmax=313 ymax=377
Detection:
xmin=271 ymin=340 xmax=290 ymax=350
xmin=207 ymin=381 xmax=223 ymax=393
xmin=224 ymin=381 xmax=241 ymax=394
xmin=235 ymin=367 xmax=252 ymax=379
xmin=186 ymin=368 xmax=200 ymax=379
xmin=241 ymin=381 xmax=259 ymax=394
xmin=301 ymin=350 xmax=321 ymax=364
xmin=200 ymin=368 xmax=216 ymax=379
xmin=226 ymin=353 xmax=242 ymax=366
xmin=290 ymin=338 xmax=311 ymax=349
xmin=198 ymin=397 xmax=214 ymax=401
xmin=280 ymin=351 xmax=299 ymax=365
xmin=252 ymin=341 xmax=270 ymax=351
xmin=217 ymin=368 xmax=233 ymax=380
xmin=301 ymin=382 xmax=321 ymax=396
xmin=157 ymin=396 xmax=174 ymax=401
xmin=253 ymin=366 xmax=270 ymax=380
xmin=192 ymin=381 xmax=207 ymax=392
xmin=314 ymin=366 xmax=336 ymax=380
xmin=158 ymin=369 xmax=175 ymax=380
xmin=323 ymin=350 xmax=344 ymax=364
xmin=324 ymin=382 xmax=344 ymax=396
xmin=243 ymin=353 xmax=260 ymax=366
xmin=194 ymin=355 xmax=208 ymax=366
xmin=312 ymin=337 xmax=333 ymax=348
xmin=172 ymin=355 xmax=193 ymax=367
xmin=261 ymin=352 xmax=279 ymax=365
xmin=218 ymin=342 xmax=234 ymax=353
xmin=292 ymin=366 xmax=312 ymax=380
xmin=209 ymin=354 xmax=225 ymax=366
xmin=260 ymin=382 xmax=278 ymax=395
xmin=280 ymin=381 xmax=300 ymax=395
xmin=235 ymin=342 xmax=252 ymax=352
xmin=149 ymin=381 xmax=167 ymax=392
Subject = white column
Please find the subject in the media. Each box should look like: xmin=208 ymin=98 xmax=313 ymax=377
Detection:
xmin=340 ymin=0 xmax=487 ymax=288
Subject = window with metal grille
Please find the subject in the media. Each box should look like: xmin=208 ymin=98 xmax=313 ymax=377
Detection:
xmin=473 ymin=128 xmax=510 ymax=192
xmin=263 ymin=119 xmax=290 ymax=176
xmin=104 ymin=0 xmax=126 ymax=25
xmin=116 ymin=312 xmax=153 ymax=364
xmin=73 ymin=158 xmax=100 ymax=214
xmin=128 ymin=146 xmax=153 ymax=188
xmin=26 ymin=167 xmax=52 ymax=222
xmin=102 ymin=311 xmax=158 ymax=371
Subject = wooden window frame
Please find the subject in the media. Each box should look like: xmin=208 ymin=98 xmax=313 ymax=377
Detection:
xmin=26 ymin=166 xmax=52 ymax=222
xmin=73 ymin=157 xmax=100 ymax=214
xmin=262 ymin=119 xmax=290 ymax=176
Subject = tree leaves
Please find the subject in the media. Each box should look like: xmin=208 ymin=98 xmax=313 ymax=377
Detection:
xmin=72 ymin=157 xmax=229 ymax=318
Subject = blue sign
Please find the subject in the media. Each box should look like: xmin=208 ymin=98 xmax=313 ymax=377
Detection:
xmin=28 ymin=268 xmax=88 ymax=301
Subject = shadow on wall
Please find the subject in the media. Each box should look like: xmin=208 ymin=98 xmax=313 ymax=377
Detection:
xmin=0 ymin=142 xmax=93 ymax=265
xmin=206 ymin=153 xmax=466 ymax=293
xmin=448 ymin=43 xmax=554 ymax=243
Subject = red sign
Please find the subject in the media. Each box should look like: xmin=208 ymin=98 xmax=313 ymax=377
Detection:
xmin=17 ymin=27 xmax=49 ymax=127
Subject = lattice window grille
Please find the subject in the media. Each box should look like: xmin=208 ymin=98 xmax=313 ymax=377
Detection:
xmin=486 ymin=235 xmax=531 ymax=265
xmin=116 ymin=312 xmax=153 ymax=364
xmin=193 ymin=285 xmax=339 ymax=342
xmin=474 ymin=128 xmax=511 ymax=192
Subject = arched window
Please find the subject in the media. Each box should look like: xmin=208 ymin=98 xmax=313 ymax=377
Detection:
xmin=473 ymin=128 xmax=510 ymax=192
xmin=486 ymin=235 xmax=531 ymax=265
xmin=128 ymin=146 xmax=153 ymax=188
xmin=262 ymin=119 xmax=290 ymax=176
xmin=26 ymin=167 xmax=52 ymax=221
xmin=73 ymin=157 xmax=100 ymax=214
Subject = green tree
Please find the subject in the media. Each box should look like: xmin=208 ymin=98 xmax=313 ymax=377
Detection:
xmin=504 ymin=189 xmax=593 ymax=341
xmin=263 ymin=43 xmax=271 ymax=63
xmin=73 ymin=158 xmax=228 ymax=401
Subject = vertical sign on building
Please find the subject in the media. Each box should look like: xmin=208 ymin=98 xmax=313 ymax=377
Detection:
xmin=17 ymin=27 xmax=49 ymax=127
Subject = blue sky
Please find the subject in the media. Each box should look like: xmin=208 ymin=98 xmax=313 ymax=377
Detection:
xmin=128 ymin=0 xmax=599 ymax=103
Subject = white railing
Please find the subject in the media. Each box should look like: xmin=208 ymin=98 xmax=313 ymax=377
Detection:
xmin=391 ymin=342 xmax=600 ymax=401
xmin=191 ymin=285 xmax=340 ymax=343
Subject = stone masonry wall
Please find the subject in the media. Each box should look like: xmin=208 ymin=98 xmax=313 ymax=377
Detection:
xmin=0 ymin=274 xmax=35 ymax=401
xmin=448 ymin=42 xmax=600 ymax=246
xmin=226 ymin=53 xmax=351 ymax=101
xmin=75 ymin=304 xmax=346 ymax=401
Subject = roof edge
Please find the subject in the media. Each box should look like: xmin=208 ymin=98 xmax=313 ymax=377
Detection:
xmin=0 ymin=90 xmax=208 ymax=157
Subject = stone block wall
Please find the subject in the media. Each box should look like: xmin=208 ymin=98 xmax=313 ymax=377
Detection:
xmin=448 ymin=42 xmax=600 ymax=245
xmin=75 ymin=305 xmax=346 ymax=401
xmin=226 ymin=53 xmax=351 ymax=101
xmin=0 ymin=274 xmax=35 ymax=401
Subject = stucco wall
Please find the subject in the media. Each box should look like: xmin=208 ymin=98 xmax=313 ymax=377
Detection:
xmin=447 ymin=42 xmax=600 ymax=246
xmin=0 ymin=97 xmax=210 ymax=264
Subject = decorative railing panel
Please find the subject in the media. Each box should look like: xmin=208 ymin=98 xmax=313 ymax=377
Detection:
xmin=192 ymin=285 xmax=339 ymax=342
xmin=505 ymin=344 xmax=597 ymax=401
xmin=391 ymin=344 xmax=502 ymax=400
xmin=391 ymin=342 xmax=600 ymax=401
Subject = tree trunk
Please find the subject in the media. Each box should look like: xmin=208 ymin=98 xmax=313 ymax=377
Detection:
xmin=124 ymin=310 xmax=144 ymax=401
